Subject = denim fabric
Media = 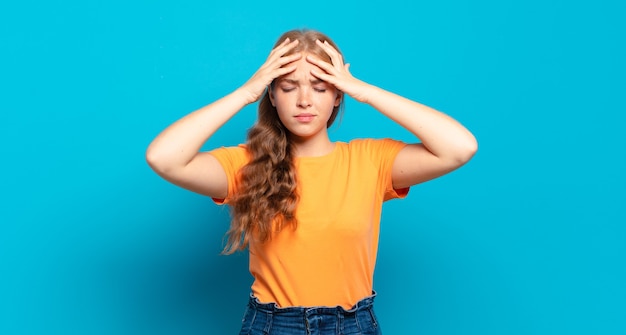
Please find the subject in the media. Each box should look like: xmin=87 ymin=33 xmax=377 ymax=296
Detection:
xmin=238 ymin=292 xmax=382 ymax=335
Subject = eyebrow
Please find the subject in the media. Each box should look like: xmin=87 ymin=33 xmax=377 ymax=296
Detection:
xmin=279 ymin=78 xmax=326 ymax=85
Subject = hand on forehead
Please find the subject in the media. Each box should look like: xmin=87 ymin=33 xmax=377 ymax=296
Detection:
xmin=278 ymin=54 xmax=331 ymax=85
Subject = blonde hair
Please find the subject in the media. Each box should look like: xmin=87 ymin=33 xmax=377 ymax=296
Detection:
xmin=223 ymin=29 xmax=345 ymax=254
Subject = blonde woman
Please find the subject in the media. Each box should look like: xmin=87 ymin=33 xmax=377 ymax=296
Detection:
xmin=146 ymin=29 xmax=477 ymax=334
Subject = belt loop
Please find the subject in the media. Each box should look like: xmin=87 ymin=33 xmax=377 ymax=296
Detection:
xmin=337 ymin=308 xmax=344 ymax=335
xmin=368 ymin=306 xmax=378 ymax=329
xmin=263 ymin=311 xmax=273 ymax=334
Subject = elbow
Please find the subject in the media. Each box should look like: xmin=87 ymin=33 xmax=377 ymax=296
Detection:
xmin=145 ymin=146 xmax=171 ymax=175
xmin=450 ymin=135 xmax=478 ymax=167
xmin=459 ymin=135 xmax=478 ymax=164
xmin=145 ymin=147 xmax=160 ymax=172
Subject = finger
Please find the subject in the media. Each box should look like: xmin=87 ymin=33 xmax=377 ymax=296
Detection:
xmin=315 ymin=40 xmax=344 ymax=68
xmin=263 ymin=48 xmax=300 ymax=74
xmin=309 ymin=67 xmax=334 ymax=84
xmin=272 ymin=38 xmax=299 ymax=57
xmin=306 ymin=55 xmax=334 ymax=74
xmin=269 ymin=64 xmax=298 ymax=83
xmin=323 ymin=41 xmax=345 ymax=69
xmin=276 ymin=52 xmax=302 ymax=67
xmin=264 ymin=53 xmax=300 ymax=76
xmin=270 ymin=37 xmax=291 ymax=53
xmin=265 ymin=41 xmax=299 ymax=69
xmin=264 ymin=54 xmax=300 ymax=81
xmin=273 ymin=53 xmax=301 ymax=73
xmin=266 ymin=39 xmax=287 ymax=60
xmin=279 ymin=37 xmax=290 ymax=46
xmin=276 ymin=64 xmax=298 ymax=76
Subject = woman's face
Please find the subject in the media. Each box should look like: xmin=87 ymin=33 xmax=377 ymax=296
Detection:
xmin=270 ymin=53 xmax=340 ymax=141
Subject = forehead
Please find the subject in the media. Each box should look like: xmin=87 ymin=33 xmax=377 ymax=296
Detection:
xmin=279 ymin=55 xmax=325 ymax=82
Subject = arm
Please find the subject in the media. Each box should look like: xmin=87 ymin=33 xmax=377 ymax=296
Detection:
xmin=146 ymin=38 xmax=302 ymax=198
xmin=307 ymin=40 xmax=478 ymax=189
xmin=354 ymin=85 xmax=477 ymax=188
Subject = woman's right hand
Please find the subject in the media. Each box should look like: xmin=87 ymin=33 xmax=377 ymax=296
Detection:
xmin=238 ymin=38 xmax=302 ymax=104
xmin=146 ymin=38 xmax=302 ymax=199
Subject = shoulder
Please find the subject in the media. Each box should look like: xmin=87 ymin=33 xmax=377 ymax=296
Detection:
xmin=209 ymin=144 xmax=251 ymax=171
xmin=343 ymin=139 xmax=408 ymax=172
xmin=346 ymin=138 xmax=407 ymax=154
xmin=210 ymin=144 xmax=249 ymax=158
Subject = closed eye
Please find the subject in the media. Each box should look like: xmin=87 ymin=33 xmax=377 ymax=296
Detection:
xmin=281 ymin=87 xmax=296 ymax=92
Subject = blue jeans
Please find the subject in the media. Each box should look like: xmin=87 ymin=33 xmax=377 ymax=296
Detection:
xmin=238 ymin=292 xmax=382 ymax=335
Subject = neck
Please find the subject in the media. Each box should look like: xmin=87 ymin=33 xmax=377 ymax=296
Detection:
xmin=290 ymin=133 xmax=335 ymax=157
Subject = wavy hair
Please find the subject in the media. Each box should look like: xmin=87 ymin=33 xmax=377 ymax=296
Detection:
xmin=223 ymin=29 xmax=345 ymax=254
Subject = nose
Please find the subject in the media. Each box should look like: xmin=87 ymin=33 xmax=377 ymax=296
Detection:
xmin=296 ymin=88 xmax=312 ymax=108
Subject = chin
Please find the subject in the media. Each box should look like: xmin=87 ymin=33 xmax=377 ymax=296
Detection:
xmin=287 ymin=129 xmax=321 ymax=141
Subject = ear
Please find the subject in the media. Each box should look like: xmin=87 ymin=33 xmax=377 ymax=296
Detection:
xmin=334 ymin=91 xmax=343 ymax=107
xmin=268 ymin=86 xmax=276 ymax=107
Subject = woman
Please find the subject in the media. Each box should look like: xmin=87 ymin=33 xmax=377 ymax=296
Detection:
xmin=146 ymin=29 xmax=477 ymax=335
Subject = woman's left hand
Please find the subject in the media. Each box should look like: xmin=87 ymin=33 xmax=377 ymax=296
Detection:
xmin=307 ymin=40 xmax=372 ymax=103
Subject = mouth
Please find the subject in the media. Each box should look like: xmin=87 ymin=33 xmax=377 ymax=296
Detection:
xmin=294 ymin=113 xmax=316 ymax=122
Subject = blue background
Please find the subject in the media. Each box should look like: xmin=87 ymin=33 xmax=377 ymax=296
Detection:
xmin=2 ymin=0 xmax=625 ymax=334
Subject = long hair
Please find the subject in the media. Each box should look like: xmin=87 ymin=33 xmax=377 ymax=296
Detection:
xmin=222 ymin=29 xmax=345 ymax=254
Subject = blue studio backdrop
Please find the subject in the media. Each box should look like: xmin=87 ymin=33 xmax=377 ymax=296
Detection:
xmin=1 ymin=1 xmax=625 ymax=334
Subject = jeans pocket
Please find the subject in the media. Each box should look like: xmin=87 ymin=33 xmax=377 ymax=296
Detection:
xmin=368 ymin=307 xmax=382 ymax=334
xmin=238 ymin=305 xmax=256 ymax=335
xmin=354 ymin=307 xmax=382 ymax=335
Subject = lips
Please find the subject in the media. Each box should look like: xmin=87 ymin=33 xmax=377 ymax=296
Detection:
xmin=294 ymin=113 xmax=315 ymax=123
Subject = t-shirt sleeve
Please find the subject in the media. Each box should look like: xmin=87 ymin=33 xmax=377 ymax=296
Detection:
xmin=361 ymin=138 xmax=410 ymax=201
xmin=208 ymin=145 xmax=250 ymax=205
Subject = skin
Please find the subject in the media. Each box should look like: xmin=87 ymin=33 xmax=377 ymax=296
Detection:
xmin=146 ymin=37 xmax=478 ymax=199
xmin=269 ymin=53 xmax=341 ymax=156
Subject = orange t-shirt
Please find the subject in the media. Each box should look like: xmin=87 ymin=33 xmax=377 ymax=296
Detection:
xmin=210 ymin=138 xmax=408 ymax=309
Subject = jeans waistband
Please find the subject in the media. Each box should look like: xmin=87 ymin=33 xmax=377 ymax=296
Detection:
xmin=247 ymin=291 xmax=377 ymax=317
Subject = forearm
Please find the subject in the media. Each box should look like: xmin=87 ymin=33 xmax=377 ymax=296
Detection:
xmin=145 ymin=37 xmax=302 ymax=169
xmin=362 ymin=84 xmax=477 ymax=161
xmin=146 ymin=88 xmax=251 ymax=170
